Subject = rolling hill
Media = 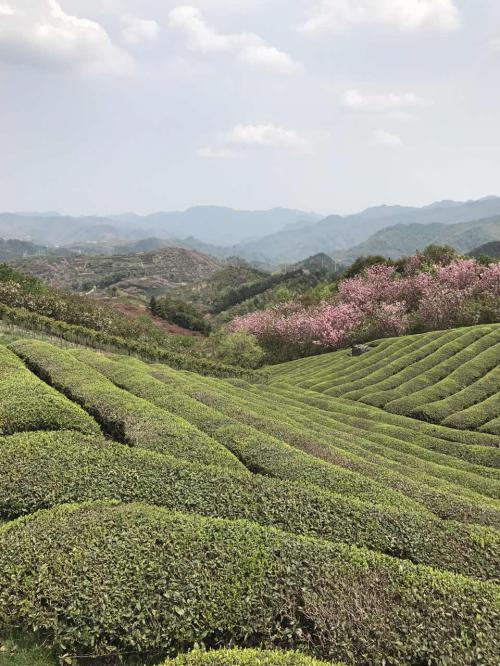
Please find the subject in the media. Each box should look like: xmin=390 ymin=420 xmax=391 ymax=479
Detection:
xmin=0 ymin=322 xmax=499 ymax=664
xmin=10 ymin=246 xmax=223 ymax=297
xmin=469 ymin=241 xmax=500 ymax=259
xmin=333 ymin=215 xmax=500 ymax=262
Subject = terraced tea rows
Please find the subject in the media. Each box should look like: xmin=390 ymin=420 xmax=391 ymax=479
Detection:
xmin=270 ymin=323 xmax=500 ymax=435
xmin=0 ymin=324 xmax=499 ymax=665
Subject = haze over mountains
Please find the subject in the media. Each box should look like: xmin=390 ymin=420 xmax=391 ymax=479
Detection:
xmin=1 ymin=197 xmax=500 ymax=266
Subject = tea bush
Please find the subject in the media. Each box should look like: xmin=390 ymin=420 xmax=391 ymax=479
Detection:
xmin=1 ymin=503 xmax=499 ymax=664
xmin=9 ymin=340 xmax=242 ymax=471
xmin=1 ymin=430 xmax=498 ymax=580
xmin=0 ymin=345 xmax=99 ymax=436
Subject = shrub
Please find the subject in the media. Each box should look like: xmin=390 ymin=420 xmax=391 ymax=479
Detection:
xmin=0 ymin=345 xmax=99 ymax=436
xmin=0 ymin=503 xmax=498 ymax=664
xmin=201 ymin=331 xmax=266 ymax=369
xmin=163 ymin=649 xmax=338 ymax=666
xmin=9 ymin=340 xmax=242 ymax=471
xmin=1 ymin=431 xmax=497 ymax=580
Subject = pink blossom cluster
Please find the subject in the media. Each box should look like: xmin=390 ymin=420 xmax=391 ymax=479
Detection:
xmin=229 ymin=256 xmax=500 ymax=360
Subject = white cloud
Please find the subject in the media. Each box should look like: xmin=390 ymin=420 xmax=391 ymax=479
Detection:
xmin=197 ymin=146 xmax=235 ymax=159
xmin=169 ymin=5 xmax=298 ymax=74
xmin=121 ymin=16 xmax=159 ymax=45
xmin=0 ymin=3 xmax=14 ymax=15
xmin=372 ymin=129 xmax=403 ymax=146
xmin=0 ymin=0 xmax=134 ymax=75
xmin=341 ymin=89 xmax=430 ymax=112
xmin=300 ymin=0 xmax=461 ymax=35
xmin=226 ymin=124 xmax=310 ymax=150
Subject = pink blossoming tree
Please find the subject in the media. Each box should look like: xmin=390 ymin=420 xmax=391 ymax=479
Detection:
xmin=229 ymin=255 xmax=500 ymax=361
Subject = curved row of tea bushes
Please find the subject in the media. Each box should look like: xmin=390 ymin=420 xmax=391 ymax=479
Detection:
xmin=0 ymin=344 xmax=99 ymax=436
xmin=359 ymin=329 xmax=500 ymax=409
xmin=0 ymin=503 xmax=498 ymax=664
xmin=404 ymin=343 xmax=500 ymax=425
xmin=163 ymin=650 xmax=340 ymax=666
xmin=69 ymin=351 xmax=437 ymax=516
xmin=268 ymin=383 xmax=500 ymax=458
xmin=269 ymin=325 xmax=500 ymax=434
xmin=1 ymin=431 xmax=498 ymax=580
xmin=8 ymin=340 xmax=242 ymax=471
xmin=343 ymin=329 xmax=496 ymax=404
xmin=310 ymin=329 xmax=461 ymax=396
xmin=191 ymin=371 xmax=499 ymax=492
xmin=334 ymin=329 xmax=468 ymax=398
xmin=239 ymin=383 xmax=500 ymax=493
xmin=73 ymin=350 xmax=500 ymax=525
xmin=482 ymin=416 xmax=500 ymax=436
xmin=278 ymin=331 xmax=448 ymax=390
xmin=134 ymin=362 xmax=500 ymax=527
xmin=278 ymin=326 xmax=497 ymax=392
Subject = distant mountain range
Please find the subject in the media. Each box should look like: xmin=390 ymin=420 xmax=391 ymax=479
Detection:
xmin=220 ymin=197 xmax=500 ymax=264
xmin=333 ymin=216 xmax=500 ymax=263
xmin=2 ymin=198 xmax=500 ymax=266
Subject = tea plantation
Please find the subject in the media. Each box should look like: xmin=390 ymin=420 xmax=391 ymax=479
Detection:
xmin=0 ymin=324 xmax=499 ymax=665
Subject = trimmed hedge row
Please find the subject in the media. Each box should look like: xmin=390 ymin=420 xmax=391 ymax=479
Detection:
xmin=0 ymin=303 xmax=261 ymax=380
xmin=0 ymin=503 xmax=498 ymax=664
xmin=287 ymin=333 xmax=445 ymax=390
xmin=136 ymin=362 xmax=500 ymax=527
xmin=269 ymin=383 xmax=500 ymax=459
xmin=0 ymin=345 xmax=99 ymax=436
xmin=269 ymin=324 xmax=500 ymax=437
xmin=407 ymin=341 xmax=500 ymax=426
xmin=197 ymin=371 xmax=498 ymax=485
xmin=250 ymin=383 xmax=500 ymax=477
xmin=163 ymin=650 xmax=339 ymax=666
xmin=337 ymin=329 xmax=466 ymax=399
xmin=9 ymin=340 xmax=242 ymax=471
xmin=69 ymin=351 xmax=429 ymax=515
xmin=76 ymin=351 xmax=500 ymax=526
xmin=482 ymin=416 xmax=500 ymax=436
xmin=1 ymin=431 xmax=498 ymax=580
xmin=361 ymin=328 xmax=500 ymax=410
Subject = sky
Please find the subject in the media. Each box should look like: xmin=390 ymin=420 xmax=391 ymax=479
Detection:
xmin=0 ymin=0 xmax=499 ymax=216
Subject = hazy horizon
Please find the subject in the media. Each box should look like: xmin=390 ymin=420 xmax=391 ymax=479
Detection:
xmin=1 ymin=1 xmax=499 ymax=215
xmin=4 ymin=194 xmax=500 ymax=221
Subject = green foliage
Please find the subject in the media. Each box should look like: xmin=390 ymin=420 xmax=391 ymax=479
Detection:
xmin=163 ymin=649 xmax=338 ymax=666
xmin=1 ymin=502 xmax=498 ymax=664
xmin=9 ymin=340 xmax=242 ymax=471
xmin=272 ymin=323 xmax=500 ymax=439
xmin=0 ymin=302 xmax=260 ymax=379
xmin=152 ymin=296 xmax=211 ymax=334
xmin=341 ymin=255 xmax=392 ymax=280
xmin=421 ymin=244 xmax=459 ymax=266
xmin=71 ymin=350 xmax=500 ymax=527
xmin=0 ymin=344 xmax=99 ymax=436
xmin=201 ymin=331 xmax=266 ymax=369
xmin=2 ymin=430 xmax=498 ymax=580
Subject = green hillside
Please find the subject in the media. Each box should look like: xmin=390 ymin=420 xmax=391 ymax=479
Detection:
xmin=0 ymin=324 xmax=499 ymax=664
xmin=334 ymin=216 xmax=500 ymax=262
